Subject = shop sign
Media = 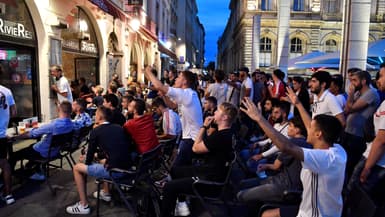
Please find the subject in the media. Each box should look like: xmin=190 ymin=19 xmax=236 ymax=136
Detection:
xmin=81 ymin=41 xmax=97 ymax=54
xmin=63 ymin=40 xmax=80 ymax=51
xmin=0 ymin=18 xmax=33 ymax=40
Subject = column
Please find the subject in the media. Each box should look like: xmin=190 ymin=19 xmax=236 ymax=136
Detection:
xmin=251 ymin=14 xmax=261 ymax=71
xmin=276 ymin=0 xmax=290 ymax=77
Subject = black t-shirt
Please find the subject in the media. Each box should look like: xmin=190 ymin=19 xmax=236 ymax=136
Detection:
xmin=269 ymin=137 xmax=312 ymax=190
xmin=198 ymin=128 xmax=234 ymax=181
xmin=86 ymin=124 xmax=132 ymax=170
xmin=111 ymin=109 xmax=126 ymax=126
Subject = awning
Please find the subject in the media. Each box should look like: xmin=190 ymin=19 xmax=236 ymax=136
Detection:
xmin=89 ymin=0 xmax=127 ymax=20
xmin=158 ymin=42 xmax=177 ymax=60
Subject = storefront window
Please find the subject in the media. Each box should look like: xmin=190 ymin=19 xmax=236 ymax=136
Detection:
xmin=0 ymin=0 xmax=37 ymax=120
xmin=0 ymin=45 xmax=35 ymax=118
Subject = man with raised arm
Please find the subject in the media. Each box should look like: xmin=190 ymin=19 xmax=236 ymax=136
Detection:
xmin=144 ymin=66 xmax=203 ymax=166
xmin=241 ymin=97 xmax=346 ymax=217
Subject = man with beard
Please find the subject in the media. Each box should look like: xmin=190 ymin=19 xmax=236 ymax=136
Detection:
xmin=308 ymin=71 xmax=345 ymax=127
xmin=343 ymin=69 xmax=379 ymax=180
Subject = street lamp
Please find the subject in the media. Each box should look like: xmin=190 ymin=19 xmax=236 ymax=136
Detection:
xmin=130 ymin=18 xmax=140 ymax=32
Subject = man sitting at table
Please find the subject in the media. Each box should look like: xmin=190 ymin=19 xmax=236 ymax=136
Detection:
xmin=72 ymin=98 xmax=93 ymax=131
xmin=9 ymin=101 xmax=74 ymax=180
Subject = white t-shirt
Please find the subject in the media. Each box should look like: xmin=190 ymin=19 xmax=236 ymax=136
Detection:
xmin=363 ymin=100 xmax=385 ymax=168
xmin=162 ymin=108 xmax=182 ymax=136
xmin=298 ymin=144 xmax=347 ymax=217
xmin=56 ymin=76 xmax=73 ymax=103
xmin=207 ymin=82 xmax=228 ymax=105
xmin=240 ymin=77 xmax=254 ymax=101
xmin=312 ymin=90 xmax=343 ymax=118
xmin=226 ymin=81 xmax=241 ymax=106
xmin=0 ymin=85 xmax=15 ymax=138
xmin=167 ymin=87 xmax=203 ymax=140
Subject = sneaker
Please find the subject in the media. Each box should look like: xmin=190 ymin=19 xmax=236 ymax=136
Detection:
xmin=29 ymin=172 xmax=46 ymax=181
xmin=2 ymin=195 xmax=15 ymax=205
xmin=66 ymin=202 xmax=91 ymax=215
xmin=93 ymin=190 xmax=111 ymax=202
xmin=174 ymin=201 xmax=190 ymax=216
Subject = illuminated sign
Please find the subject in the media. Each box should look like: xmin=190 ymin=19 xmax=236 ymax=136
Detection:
xmin=0 ymin=18 xmax=33 ymax=39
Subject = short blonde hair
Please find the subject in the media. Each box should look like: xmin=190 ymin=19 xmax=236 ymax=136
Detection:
xmin=219 ymin=102 xmax=238 ymax=124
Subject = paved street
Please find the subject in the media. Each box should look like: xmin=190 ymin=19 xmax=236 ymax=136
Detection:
xmin=0 ymin=149 xmax=133 ymax=217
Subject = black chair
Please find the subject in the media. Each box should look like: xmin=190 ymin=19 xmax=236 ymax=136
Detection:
xmin=27 ymin=131 xmax=74 ymax=195
xmin=257 ymin=190 xmax=302 ymax=217
xmin=185 ymin=151 xmax=237 ymax=217
xmin=65 ymin=125 xmax=92 ymax=167
xmin=95 ymin=144 xmax=164 ymax=217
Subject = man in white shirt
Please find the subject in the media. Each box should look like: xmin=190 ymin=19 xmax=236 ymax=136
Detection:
xmin=144 ymin=66 xmax=203 ymax=166
xmin=50 ymin=65 xmax=73 ymax=103
xmin=0 ymin=84 xmax=16 ymax=205
xmin=309 ymin=71 xmax=345 ymax=127
xmin=205 ymin=69 xmax=228 ymax=105
xmin=241 ymin=97 xmax=346 ymax=217
xmin=239 ymin=67 xmax=254 ymax=100
xmin=152 ymin=97 xmax=182 ymax=140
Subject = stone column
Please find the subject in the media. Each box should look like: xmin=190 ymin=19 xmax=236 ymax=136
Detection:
xmin=251 ymin=14 xmax=261 ymax=71
xmin=276 ymin=0 xmax=290 ymax=78
xmin=340 ymin=0 xmax=371 ymax=76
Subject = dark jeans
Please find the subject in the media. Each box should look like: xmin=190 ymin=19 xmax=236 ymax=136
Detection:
xmin=8 ymin=144 xmax=43 ymax=173
xmin=161 ymin=166 xmax=222 ymax=217
xmin=237 ymin=178 xmax=286 ymax=204
xmin=341 ymin=132 xmax=366 ymax=180
xmin=173 ymin=139 xmax=194 ymax=167
xmin=346 ymin=157 xmax=385 ymax=206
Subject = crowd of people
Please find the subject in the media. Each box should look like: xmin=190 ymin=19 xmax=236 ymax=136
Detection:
xmin=1 ymin=63 xmax=385 ymax=217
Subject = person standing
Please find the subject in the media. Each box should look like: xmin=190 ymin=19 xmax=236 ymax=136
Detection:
xmin=226 ymin=71 xmax=241 ymax=106
xmin=239 ymin=67 xmax=254 ymax=100
xmin=50 ymin=65 xmax=73 ymax=103
xmin=144 ymin=66 xmax=203 ymax=166
xmin=205 ymin=69 xmax=228 ymax=105
xmin=0 ymin=84 xmax=16 ymax=205
xmin=343 ymin=69 xmax=379 ymax=180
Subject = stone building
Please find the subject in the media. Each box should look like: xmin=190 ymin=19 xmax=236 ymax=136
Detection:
xmin=217 ymin=0 xmax=385 ymax=73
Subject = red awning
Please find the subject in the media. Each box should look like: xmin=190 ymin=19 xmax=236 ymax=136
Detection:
xmin=158 ymin=42 xmax=177 ymax=60
xmin=89 ymin=0 xmax=126 ymax=20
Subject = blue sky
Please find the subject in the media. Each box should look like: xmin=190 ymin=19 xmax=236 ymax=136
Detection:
xmin=196 ymin=0 xmax=231 ymax=66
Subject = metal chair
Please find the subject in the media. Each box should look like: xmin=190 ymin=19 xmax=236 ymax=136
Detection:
xmin=186 ymin=151 xmax=238 ymax=217
xmin=95 ymin=144 xmax=164 ymax=217
xmin=28 ymin=131 xmax=74 ymax=195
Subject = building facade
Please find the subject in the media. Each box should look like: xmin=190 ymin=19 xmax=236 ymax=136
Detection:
xmin=0 ymin=0 xmax=205 ymax=123
xmin=175 ymin=0 xmax=205 ymax=71
xmin=217 ymin=0 xmax=385 ymax=73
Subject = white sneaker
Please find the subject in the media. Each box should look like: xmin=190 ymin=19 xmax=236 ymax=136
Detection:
xmin=66 ymin=202 xmax=91 ymax=215
xmin=174 ymin=201 xmax=190 ymax=216
xmin=29 ymin=172 xmax=46 ymax=181
xmin=93 ymin=190 xmax=112 ymax=202
xmin=1 ymin=194 xmax=15 ymax=205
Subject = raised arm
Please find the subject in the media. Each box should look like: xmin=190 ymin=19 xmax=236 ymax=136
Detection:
xmin=241 ymin=97 xmax=304 ymax=161
xmin=143 ymin=66 xmax=169 ymax=94
xmin=286 ymin=87 xmax=312 ymax=131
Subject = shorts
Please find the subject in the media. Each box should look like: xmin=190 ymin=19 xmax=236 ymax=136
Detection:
xmin=87 ymin=163 xmax=125 ymax=179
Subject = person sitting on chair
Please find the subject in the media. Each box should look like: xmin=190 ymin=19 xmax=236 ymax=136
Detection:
xmin=66 ymin=106 xmax=132 ymax=215
xmin=161 ymin=102 xmax=237 ymax=217
xmin=10 ymin=101 xmax=74 ymax=181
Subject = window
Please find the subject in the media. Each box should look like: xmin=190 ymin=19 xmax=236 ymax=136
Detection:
xmin=290 ymin=37 xmax=302 ymax=53
xmin=260 ymin=37 xmax=272 ymax=52
xmin=325 ymin=0 xmax=337 ymax=13
xmin=261 ymin=0 xmax=273 ymax=11
xmin=293 ymin=0 xmax=304 ymax=11
xmin=325 ymin=39 xmax=337 ymax=53
xmin=260 ymin=37 xmax=272 ymax=66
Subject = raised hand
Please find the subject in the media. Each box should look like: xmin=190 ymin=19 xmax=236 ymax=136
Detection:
xmin=240 ymin=97 xmax=262 ymax=121
xmin=286 ymin=86 xmax=300 ymax=105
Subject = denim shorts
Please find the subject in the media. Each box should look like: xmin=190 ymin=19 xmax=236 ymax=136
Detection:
xmin=87 ymin=163 xmax=126 ymax=179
